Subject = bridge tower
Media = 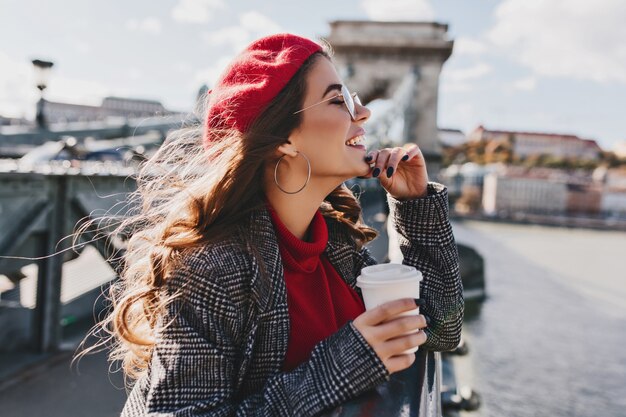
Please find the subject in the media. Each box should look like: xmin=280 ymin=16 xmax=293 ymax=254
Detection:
xmin=326 ymin=21 xmax=454 ymax=173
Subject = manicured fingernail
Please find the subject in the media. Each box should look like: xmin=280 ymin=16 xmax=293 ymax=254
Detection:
xmin=365 ymin=155 xmax=373 ymax=162
xmin=372 ymin=167 xmax=381 ymax=177
xmin=386 ymin=167 xmax=394 ymax=177
xmin=414 ymin=298 xmax=425 ymax=306
xmin=424 ymin=315 xmax=432 ymax=326
xmin=402 ymin=155 xmax=409 ymax=161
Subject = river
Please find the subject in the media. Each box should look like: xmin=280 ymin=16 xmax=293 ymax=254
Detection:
xmin=451 ymin=220 xmax=626 ymax=417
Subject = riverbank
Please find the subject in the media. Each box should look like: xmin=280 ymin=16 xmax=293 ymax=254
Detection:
xmin=452 ymin=211 xmax=626 ymax=232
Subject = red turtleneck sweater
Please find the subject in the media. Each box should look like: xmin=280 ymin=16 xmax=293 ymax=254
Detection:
xmin=268 ymin=207 xmax=366 ymax=371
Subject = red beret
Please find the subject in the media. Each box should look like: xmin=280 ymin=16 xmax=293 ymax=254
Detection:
xmin=204 ymin=33 xmax=322 ymax=145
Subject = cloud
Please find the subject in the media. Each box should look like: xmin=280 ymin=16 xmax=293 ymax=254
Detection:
xmin=511 ymin=76 xmax=537 ymax=91
xmin=171 ymin=0 xmax=226 ymax=24
xmin=202 ymin=11 xmax=283 ymax=51
xmin=440 ymin=82 xmax=473 ymax=94
xmin=203 ymin=26 xmax=249 ymax=50
xmin=128 ymin=68 xmax=143 ymax=81
xmin=0 ymin=51 xmax=115 ymax=119
xmin=239 ymin=11 xmax=282 ymax=34
xmin=488 ymin=0 xmax=626 ymax=84
xmin=172 ymin=61 xmax=193 ymax=75
xmin=194 ymin=11 xmax=285 ymax=101
xmin=126 ymin=17 xmax=162 ymax=35
xmin=444 ymin=63 xmax=492 ymax=82
xmin=46 ymin=77 xmax=115 ymax=106
xmin=440 ymin=63 xmax=493 ymax=93
xmin=69 ymin=39 xmax=91 ymax=54
xmin=361 ymin=0 xmax=435 ymax=21
xmin=0 ymin=51 xmax=36 ymax=118
xmin=192 ymin=55 xmax=233 ymax=90
xmin=443 ymin=102 xmax=483 ymax=133
xmin=454 ymin=37 xmax=487 ymax=56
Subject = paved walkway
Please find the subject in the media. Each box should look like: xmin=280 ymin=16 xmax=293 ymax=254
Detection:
xmin=0 ymin=346 xmax=127 ymax=417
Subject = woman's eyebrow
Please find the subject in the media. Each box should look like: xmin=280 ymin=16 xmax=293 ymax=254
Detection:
xmin=321 ymin=83 xmax=343 ymax=98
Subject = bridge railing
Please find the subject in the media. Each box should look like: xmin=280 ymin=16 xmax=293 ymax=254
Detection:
xmin=0 ymin=165 xmax=134 ymax=353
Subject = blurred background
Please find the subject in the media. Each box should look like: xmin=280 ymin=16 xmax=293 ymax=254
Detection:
xmin=1 ymin=1 xmax=625 ymax=416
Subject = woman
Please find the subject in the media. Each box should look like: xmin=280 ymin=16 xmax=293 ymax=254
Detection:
xmin=107 ymin=33 xmax=463 ymax=416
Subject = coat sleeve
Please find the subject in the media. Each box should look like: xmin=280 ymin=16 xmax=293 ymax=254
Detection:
xmin=386 ymin=182 xmax=464 ymax=352
xmin=123 ymin=246 xmax=389 ymax=417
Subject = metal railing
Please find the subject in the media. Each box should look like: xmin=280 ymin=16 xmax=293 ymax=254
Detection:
xmin=0 ymin=164 xmax=134 ymax=353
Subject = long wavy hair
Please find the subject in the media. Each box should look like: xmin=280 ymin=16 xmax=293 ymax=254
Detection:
xmin=76 ymin=47 xmax=378 ymax=383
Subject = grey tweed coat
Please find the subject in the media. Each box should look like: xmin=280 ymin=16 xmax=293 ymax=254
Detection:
xmin=121 ymin=182 xmax=464 ymax=416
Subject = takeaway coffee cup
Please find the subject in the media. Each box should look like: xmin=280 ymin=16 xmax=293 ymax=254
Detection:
xmin=356 ymin=263 xmax=423 ymax=353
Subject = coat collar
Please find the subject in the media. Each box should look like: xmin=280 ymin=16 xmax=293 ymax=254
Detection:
xmin=233 ymin=204 xmax=361 ymax=387
xmin=243 ymin=205 xmax=358 ymax=310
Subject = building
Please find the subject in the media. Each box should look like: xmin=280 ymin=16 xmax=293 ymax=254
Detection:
xmin=0 ymin=115 xmax=29 ymax=126
xmin=439 ymin=128 xmax=466 ymax=147
xmin=601 ymin=191 xmax=626 ymax=218
xmin=441 ymin=163 xmax=501 ymax=213
xmin=468 ymin=125 xmax=602 ymax=161
xmin=44 ymin=101 xmax=103 ymax=123
xmin=605 ymin=167 xmax=626 ymax=189
xmin=600 ymin=168 xmax=626 ymax=218
xmin=480 ymin=165 xmax=609 ymax=216
xmin=43 ymin=96 xmax=172 ymax=124
xmin=482 ymin=169 xmax=569 ymax=216
xmin=613 ymin=141 xmax=626 ymax=159
xmin=566 ymin=183 xmax=602 ymax=215
xmin=100 ymin=97 xmax=168 ymax=116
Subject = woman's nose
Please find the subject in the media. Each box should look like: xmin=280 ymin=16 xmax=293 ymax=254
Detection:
xmin=354 ymin=101 xmax=370 ymax=123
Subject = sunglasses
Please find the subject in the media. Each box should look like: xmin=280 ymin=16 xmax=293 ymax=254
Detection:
xmin=293 ymin=85 xmax=362 ymax=120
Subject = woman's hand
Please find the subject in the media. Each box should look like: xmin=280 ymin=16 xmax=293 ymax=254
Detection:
xmin=352 ymin=298 xmax=428 ymax=374
xmin=363 ymin=144 xmax=429 ymax=200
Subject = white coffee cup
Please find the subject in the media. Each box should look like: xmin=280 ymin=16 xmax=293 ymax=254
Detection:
xmin=356 ymin=263 xmax=423 ymax=353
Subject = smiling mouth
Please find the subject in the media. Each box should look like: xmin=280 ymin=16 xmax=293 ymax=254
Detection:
xmin=345 ymin=135 xmax=365 ymax=147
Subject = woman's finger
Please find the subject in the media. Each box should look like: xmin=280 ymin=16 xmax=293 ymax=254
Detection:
xmin=360 ymin=150 xmax=380 ymax=178
xmin=384 ymin=147 xmax=405 ymax=178
xmin=356 ymin=298 xmax=419 ymax=326
xmin=371 ymin=149 xmax=391 ymax=178
xmin=401 ymin=144 xmax=422 ymax=162
xmin=379 ymin=331 xmax=427 ymax=359
xmin=364 ymin=150 xmax=379 ymax=164
xmin=373 ymin=314 xmax=427 ymax=340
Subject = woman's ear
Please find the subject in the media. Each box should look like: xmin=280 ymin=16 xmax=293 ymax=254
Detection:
xmin=277 ymin=142 xmax=299 ymax=158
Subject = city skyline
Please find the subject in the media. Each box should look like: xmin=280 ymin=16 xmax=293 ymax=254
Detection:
xmin=1 ymin=0 xmax=625 ymax=150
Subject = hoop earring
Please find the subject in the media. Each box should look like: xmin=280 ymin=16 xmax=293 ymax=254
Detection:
xmin=274 ymin=151 xmax=311 ymax=194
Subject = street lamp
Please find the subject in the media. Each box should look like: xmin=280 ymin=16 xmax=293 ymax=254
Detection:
xmin=31 ymin=59 xmax=54 ymax=129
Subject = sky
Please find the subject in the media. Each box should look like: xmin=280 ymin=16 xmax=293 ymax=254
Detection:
xmin=1 ymin=0 xmax=625 ymax=150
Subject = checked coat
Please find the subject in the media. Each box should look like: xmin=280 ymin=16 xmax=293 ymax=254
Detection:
xmin=121 ymin=183 xmax=464 ymax=416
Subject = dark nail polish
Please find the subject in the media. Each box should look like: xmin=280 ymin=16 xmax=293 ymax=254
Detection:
xmin=414 ymin=298 xmax=425 ymax=307
xmin=424 ymin=315 xmax=432 ymax=326
xmin=402 ymin=154 xmax=409 ymax=161
xmin=386 ymin=167 xmax=394 ymax=178
xmin=365 ymin=155 xmax=373 ymax=162
xmin=372 ymin=167 xmax=381 ymax=177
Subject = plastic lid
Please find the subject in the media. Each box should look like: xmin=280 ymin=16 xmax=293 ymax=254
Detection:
xmin=357 ymin=264 xmax=422 ymax=285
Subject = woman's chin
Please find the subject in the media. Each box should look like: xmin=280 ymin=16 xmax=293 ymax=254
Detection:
xmin=330 ymin=160 xmax=372 ymax=182
xmin=357 ymin=161 xmax=372 ymax=177
xmin=344 ymin=168 xmax=371 ymax=181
